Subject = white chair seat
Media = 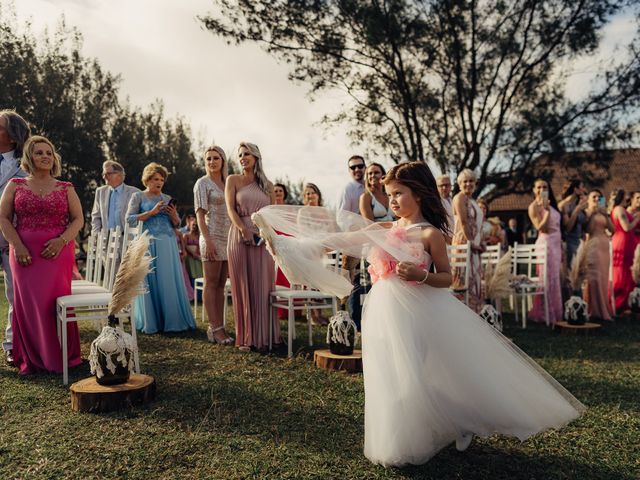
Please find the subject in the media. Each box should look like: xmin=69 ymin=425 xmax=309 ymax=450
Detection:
xmin=271 ymin=289 xmax=334 ymax=299
xmin=72 ymin=279 xmax=97 ymax=286
xmin=71 ymin=284 xmax=109 ymax=294
xmin=57 ymin=292 xmax=112 ymax=307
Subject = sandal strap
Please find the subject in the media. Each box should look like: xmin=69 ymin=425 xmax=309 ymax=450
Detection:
xmin=211 ymin=326 xmax=226 ymax=333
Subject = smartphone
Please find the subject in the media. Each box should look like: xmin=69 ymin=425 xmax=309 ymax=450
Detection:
xmin=540 ymin=190 xmax=549 ymax=201
xmin=253 ymin=234 xmax=265 ymax=247
xmin=598 ymin=196 xmax=606 ymax=209
xmin=167 ymin=198 xmax=177 ymax=208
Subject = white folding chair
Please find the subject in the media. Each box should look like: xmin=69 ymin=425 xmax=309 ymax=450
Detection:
xmin=481 ymin=244 xmax=504 ymax=311
xmin=269 ymin=250 xmax=341 ymax=358
xmin=447 ymin=242 xmax=471 ymax=306
xmin=511 ymin=242 xmax=549 ymax=328
xmin=56 ymin=227 xmax=139 ymax=384
xmin=194 ymin=278 xmax=232 ymax=325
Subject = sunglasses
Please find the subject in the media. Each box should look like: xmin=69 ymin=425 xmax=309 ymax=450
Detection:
xmin=349 ymin=164 xmax=365 ymax=171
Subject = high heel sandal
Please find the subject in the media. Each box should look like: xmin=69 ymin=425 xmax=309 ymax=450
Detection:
xmin=207 ymin=326 xmax=234 ymax=345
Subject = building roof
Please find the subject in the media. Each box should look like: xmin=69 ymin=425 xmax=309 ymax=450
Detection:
xmin=489 ymin=148 xmax=640 ymax=212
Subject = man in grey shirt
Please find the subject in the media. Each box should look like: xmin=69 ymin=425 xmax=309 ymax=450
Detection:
xmin=0 ymin=110 xmax=30 ymax=366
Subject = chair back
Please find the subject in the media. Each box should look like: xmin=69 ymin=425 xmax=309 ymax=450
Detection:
xmin=102 ymin=227 xmax=123 ymax=291
xmin=84 ymin=232 xmax=98 ymax=283
xmin=446 ymin=241 xmax=471 ymax=281
xmin=481 ymin=244 xmax=502 ymax=268
xmin=512 ymin=243 xmax=547 ymax=284
xmin=122 ymin=221 xmax=143 ymax=258
xmin=92 ymin=229 xmax=109 ymax=285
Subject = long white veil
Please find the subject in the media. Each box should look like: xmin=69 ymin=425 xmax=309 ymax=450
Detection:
xmin=252 ymin=205 xmax=425 ymax=297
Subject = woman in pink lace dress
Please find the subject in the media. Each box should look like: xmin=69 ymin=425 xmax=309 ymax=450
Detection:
xmin=0 ymin=136 xmax=84 ymax=374
xmin=225 ymin=142 xmax=277 ymax=351
xmin=528 ymin=179 xmax=562 ymax=324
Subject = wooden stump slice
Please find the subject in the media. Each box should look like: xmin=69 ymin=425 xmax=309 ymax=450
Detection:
xmin=70 ymin=374 xmax=156 ymax=413
xmin=554 ymin=321 xmax=602 ymax=335
xmin=314 ymin=349 xmax=362 ymax=373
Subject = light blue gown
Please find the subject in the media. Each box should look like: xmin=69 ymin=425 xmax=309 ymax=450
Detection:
xmin=126 ymin=192 xmax=196 ymax=334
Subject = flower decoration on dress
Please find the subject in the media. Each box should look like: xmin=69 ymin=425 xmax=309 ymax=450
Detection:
xmin=367 ymin=226 xmax=426 ymax=284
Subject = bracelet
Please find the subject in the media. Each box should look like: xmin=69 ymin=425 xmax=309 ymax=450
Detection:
xmin=417 ymin=269 xmax=429 ymax=284
xmin=59 ymin=234 xmax=69 ymax=245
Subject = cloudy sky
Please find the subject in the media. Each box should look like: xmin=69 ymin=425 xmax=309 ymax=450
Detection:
xmin=11 ymin=1 xmax=638 ymax=205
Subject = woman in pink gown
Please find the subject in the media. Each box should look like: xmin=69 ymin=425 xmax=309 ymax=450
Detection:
xmin=528 ymin=179 xmax=562 ymax=324
xmin=583 ymin=190 xmax=614 ymax=321
xmin=610 ymin=189 xmax=640 ymax=312
xmin=0 ymin=136 xmax=84 ymax=375
xmin=225 ymin=142 xmax=278 ymax=351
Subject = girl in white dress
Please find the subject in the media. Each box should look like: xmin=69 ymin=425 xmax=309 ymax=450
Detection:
xmin=252 ymin=162 xmax=585 ymax=468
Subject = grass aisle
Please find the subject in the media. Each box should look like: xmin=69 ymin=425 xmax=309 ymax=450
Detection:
xmin=0 ymin=296 xmax=638 ymax=479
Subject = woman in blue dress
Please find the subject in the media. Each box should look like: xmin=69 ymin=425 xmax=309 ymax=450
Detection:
xmin=126 ymin=162 xmax=196 ymax=333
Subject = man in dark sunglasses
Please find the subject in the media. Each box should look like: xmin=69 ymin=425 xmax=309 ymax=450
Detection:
xmin=337 ymin=155 xmax=366 ymax=214
xmin=336 ymin=155 xmax=367 ymax=329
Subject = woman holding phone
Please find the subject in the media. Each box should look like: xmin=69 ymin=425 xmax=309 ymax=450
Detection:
xmin=527 ymin=179 xmax=563 ymax=324
xmin=225 ymin=142 xmax=278 ymax=352
xmin=126 ymin=162 xmax=196 ymax=333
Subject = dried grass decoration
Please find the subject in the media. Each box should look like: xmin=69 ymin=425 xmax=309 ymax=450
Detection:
xmin=326 ymin=310 xmax=358 ymax=356
xmin=564 ymin=240 xmax=594 ymax=325
xmin=629 ymin=244 xmax=640 ymax=312
xmin=479 ymin=248 xmax=513 ymax=332
xmin=89 ymin=232 xmax=151 ymax=385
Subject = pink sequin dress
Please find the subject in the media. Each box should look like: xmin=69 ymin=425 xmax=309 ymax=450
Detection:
xmin=10 ymin=178 xmax=81 ymax=375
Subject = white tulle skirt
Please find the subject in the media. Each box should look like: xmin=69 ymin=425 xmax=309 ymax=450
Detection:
xmin=362 ymin=277 xmax=585 ymax=467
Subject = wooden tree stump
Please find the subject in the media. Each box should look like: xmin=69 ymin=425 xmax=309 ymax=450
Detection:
xmin=314 ymin=349 xmax=362 ymax=373
xmin=70 ymin=374 xmax=156 ymax=413
xmin=554 ymin=321 xmax=602 ymax=335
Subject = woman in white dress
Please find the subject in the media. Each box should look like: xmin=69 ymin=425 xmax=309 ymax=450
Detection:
xmin=253 ymin=162 xmax=584 ymax=468
xmin=359 ymin=162 xmax=393 ymax=222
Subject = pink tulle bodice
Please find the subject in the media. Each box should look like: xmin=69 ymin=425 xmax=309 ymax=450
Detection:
xmin=12 ymin=178 xmax=71 ymax=232
xmin=367 ymin=226 xmax=427 ymax=284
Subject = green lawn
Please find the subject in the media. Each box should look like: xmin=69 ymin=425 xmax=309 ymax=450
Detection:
xmin=0 ymin=292 xmax=638 ymax=479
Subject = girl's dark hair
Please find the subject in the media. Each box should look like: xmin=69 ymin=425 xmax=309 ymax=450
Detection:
xmin=383 ymin=161 xmax=449 ymax=234
xmin=303 ymin=182 xmax=323 ymax=206
xmin=533 ymin=178 xmax=558 ymax=210
xmin=561 ymin=178 xmax=583 ymax=200
xmin=274 ymin=183 xmax=289 ymax=201
xmin=612 ymin=188 xmax=626 ymax=207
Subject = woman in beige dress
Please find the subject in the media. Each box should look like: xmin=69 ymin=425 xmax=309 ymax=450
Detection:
xmin=225 ymin=142 xmax=278 ymax=351
xmin=452 ymin=169 xmax=485 ymax=312
xmin=583 ymin=189 xmax=614 ymax=321
xmin=194 ymin=146 xmax=232 ymax=344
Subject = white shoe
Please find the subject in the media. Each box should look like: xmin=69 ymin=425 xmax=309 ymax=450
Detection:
xmin=455 ymin=433 xmax=473 ymax=452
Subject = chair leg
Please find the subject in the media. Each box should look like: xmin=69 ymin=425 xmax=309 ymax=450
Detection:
xmin=307 ymin=305 xmax=313 ymax=347
xmin=62 ymin=316 xmax=69 ymax=385
xmin=288 ymin=300 xmax=294 ymax=358
xmin=193 ymin=286 xmax=197 ymax=322
xmin=544 ymin=290 xmax=550 ymax=326
xmin=521 ymin=296 xmax=527 ymax=329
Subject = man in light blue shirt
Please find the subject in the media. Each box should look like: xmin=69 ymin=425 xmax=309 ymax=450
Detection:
xmin=0 ymin=110 xmax=30 ymax=366
xmin=91 ymin=161 xmax=140 ymax=234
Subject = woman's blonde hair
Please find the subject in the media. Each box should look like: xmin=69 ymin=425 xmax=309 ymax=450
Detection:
xmin=239 ymin=141 xmax=270 ymax=196
xmin=457 ymin=168 xmax=476 ymax=184
xmin=204 ymin=145 xmax=227 ymax=181
xmin=21 ymin=135 xmax=62 ymax=177
xmin=141 ymin=162 xmax=169 ymax=187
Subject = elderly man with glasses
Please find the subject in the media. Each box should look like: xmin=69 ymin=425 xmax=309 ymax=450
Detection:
xmin=91 ymin=161 xmax=140 ymax=234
